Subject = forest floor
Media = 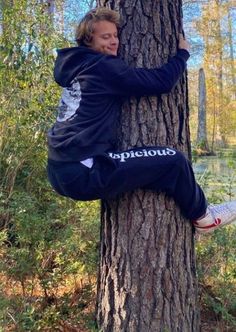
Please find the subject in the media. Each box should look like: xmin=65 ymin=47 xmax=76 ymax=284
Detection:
xmin=200 ymin=308 xmax=235 ymax=332
xmin=75 ymin=285 xmax=236 ymax=332
xmin=1 ymin=278 xmax=235 ymax=331
xmin=78 ymin=303 xmax=235 ymax=332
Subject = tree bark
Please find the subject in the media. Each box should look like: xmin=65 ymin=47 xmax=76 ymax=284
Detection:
xmin=96 ymin=1 xmax=199 ymax=331
xmin=215 ymin=0 xmax=226 ymax=145
xmin=197 ymin=68 xmax=209 ymax=152
xmin=226 ymin=0 xmax=236 ymax=99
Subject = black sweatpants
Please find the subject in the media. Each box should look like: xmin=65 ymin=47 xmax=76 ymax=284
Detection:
xmin=47 ymin=146 xmax=207 ymax=221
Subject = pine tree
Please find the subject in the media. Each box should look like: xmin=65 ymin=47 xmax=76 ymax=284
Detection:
xmin=96 ymin=1 xmax=199 ymax=331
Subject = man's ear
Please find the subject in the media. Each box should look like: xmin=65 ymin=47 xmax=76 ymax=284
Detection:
xmin=84 ymin=35 xmax=93 ymax=47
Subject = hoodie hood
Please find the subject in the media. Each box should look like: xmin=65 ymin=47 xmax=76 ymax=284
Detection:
xmin=54 ymin=46 xmax=104 ymax=87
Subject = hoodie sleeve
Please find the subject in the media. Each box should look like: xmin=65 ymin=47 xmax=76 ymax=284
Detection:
xmin=100 ymin=49 xmax=190 ymax=97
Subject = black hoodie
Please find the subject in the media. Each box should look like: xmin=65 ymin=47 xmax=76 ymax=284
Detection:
xmin=47 ymin=46 xmax=189 ymax=162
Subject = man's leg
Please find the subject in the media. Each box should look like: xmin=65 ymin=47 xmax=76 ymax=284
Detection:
xmin=99 ymin=146 xmax=236 ymax=233
xmin=99 ymin=146 xmax=207 ymax=220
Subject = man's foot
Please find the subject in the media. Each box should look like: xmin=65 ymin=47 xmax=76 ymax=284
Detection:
xmin=193 ymin=201 xmax=236 ymax=234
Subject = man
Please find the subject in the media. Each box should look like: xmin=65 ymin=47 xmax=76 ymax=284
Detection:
xmin=47 ymin=7 xmax=236 ymax=234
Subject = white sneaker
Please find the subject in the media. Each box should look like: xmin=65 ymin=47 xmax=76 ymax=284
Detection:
xmin=193 ymin=201 xmax=236 ymax=234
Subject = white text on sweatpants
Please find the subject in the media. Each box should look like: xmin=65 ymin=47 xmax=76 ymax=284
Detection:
xmin=108 ymin=148 xmax=176 ymax=162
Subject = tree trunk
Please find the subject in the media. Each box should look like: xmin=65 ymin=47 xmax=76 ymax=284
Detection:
xmin=0 ymin=0 xmax=13 ymax=35
xmin=226 ymin=0 xmax=236 ymax=99
xmin=46 ymin=0 xmax=55 ymax=16
xmin=55 ymin=0 xmax=65 ymax=34
xmin=215 ymin=0 xmax=226 ymax=146
xmin=211 ymin=95 xmax=217 ymax=153
xmin=37 ymin=0 xmax=55 ymax=33
xmin=86 ymin=0 xmax=96 ymax=10
xmin=96 ymin=1 xmax=199 ymax=331
xmin=197 ymin=68 xmax=209 ymax=152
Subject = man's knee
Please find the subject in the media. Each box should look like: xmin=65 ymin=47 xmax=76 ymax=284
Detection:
xmin=174 ymin=150 xmax=191 ymax=167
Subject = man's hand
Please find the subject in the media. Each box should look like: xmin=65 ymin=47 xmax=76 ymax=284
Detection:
xmin=178 ymin=34 xmax=190 ymax=52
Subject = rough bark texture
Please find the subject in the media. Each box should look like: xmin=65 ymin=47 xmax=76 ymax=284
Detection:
xmin=96 ymin=1 xmax=200 ymax=331
xmin=197 ymin=68 xmax=209 ymax=151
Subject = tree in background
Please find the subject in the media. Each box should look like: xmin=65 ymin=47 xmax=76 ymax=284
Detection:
xmin=197 ymin=68 xmax=210 ymax=153
xmin=226 ymin=0 xmax=236 ymax=100
xmin=96 ymin=1 xmax=199 ymax=331
xmin=195 ymin=0 xmax=236 ymax=150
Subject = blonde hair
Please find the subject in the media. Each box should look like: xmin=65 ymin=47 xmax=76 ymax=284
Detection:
xmin=75 ymin=7 xmax=120 ymax=46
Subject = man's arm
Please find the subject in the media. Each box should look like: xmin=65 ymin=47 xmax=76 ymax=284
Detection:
xmin=103 ymin=34 xmax=190 ymax=97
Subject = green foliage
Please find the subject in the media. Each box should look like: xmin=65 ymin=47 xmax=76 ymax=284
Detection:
xmin=196 ymin=226 xmax=236 ymax=328
xmin=0 ymin=1 xmax=100 ymax=330
xmin=192 ymin=1 xmax=236 ymax=150
xmin=195 ymin=152 xmax=236 ymax=329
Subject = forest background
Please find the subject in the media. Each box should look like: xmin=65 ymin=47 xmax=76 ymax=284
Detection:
xmin=0 ymin=0 xmax=235 ymax=331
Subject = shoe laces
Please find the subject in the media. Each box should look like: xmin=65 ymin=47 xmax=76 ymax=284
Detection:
xmin=209 ymin=203 xmax=231 ymax=217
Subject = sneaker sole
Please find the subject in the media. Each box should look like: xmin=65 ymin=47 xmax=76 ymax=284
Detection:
xmin=195 ymin=218 xmax=235 ymax=234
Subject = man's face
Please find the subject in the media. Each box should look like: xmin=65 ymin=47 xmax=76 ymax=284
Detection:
xmin=90 ymin=20 xmax=119 ymax=56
